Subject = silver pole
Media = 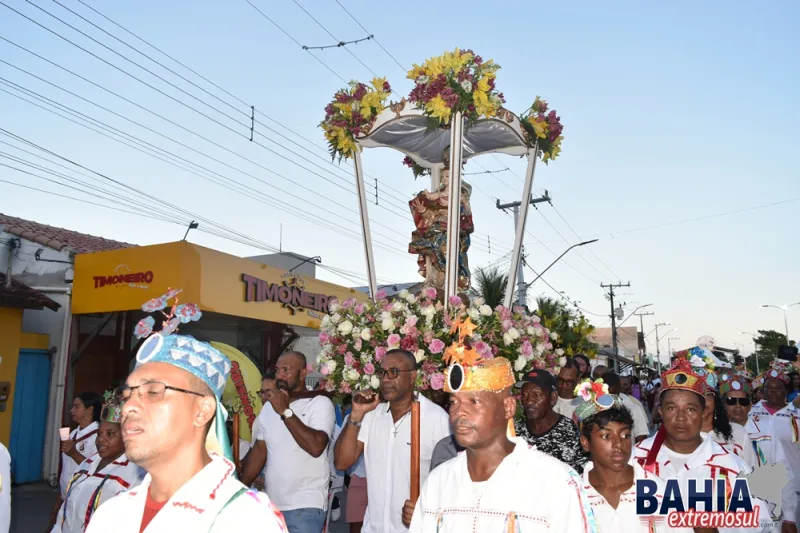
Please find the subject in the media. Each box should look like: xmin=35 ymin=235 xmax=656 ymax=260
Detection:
xmin=444 ymin=112 xmax=464 ymax=309
xmin=504 ymin=141 xmax=539 ymax=309
xmin=352 ymin=149 xmax=378 ymax=299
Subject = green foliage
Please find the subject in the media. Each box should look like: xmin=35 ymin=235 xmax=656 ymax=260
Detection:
xmin=534 ymin=296 xmax=598 ymax=358
xmin=749 ymin=329 xmax=787 ymax=375
xmin=469 ymin=266 xmax=508 ymax=309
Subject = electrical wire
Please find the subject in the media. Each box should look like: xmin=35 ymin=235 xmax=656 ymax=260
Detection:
xmin=333 ymin=0 xmax=407 ymax=75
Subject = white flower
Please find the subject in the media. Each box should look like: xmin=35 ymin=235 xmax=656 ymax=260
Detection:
xmin=382 ymin=318 xmax=396 ymax=332
xmin=414 ymin=349 xmax=426 ymax=363
xmin=331 ymin=313 xmax=341 ymax=324
xmin=417 ymin=75 xmax=429 ymax=84
xmin=473 ymin=297 xmax=485 ymax=307
xmin=360 ymin=329 xmax=372 ymax=341
xmin=329 ymin=301 xmax=340 ymax=313
xmin=503 ymin=332 xmax=513 ymax=346
xmin=420 ymin=305 xmax=436 ymax=317
xmin=558 ymin=356 xmax=567 ymax=368
xmin=460 ymin=79 xmax=473 ymax=93
xmin=381 ymin=311 xmax=392 ymax=321
xmin=468 ymin=308 xmax=480 ymax=321
xmin=532 ymin=315 xmax=541 ymax=324
xmin=550 ymin=332 xmax=559 ymax=341
xmin=392 ymin=301 xmax=405 ymax=313
xmin=370 ymin=375 xmax=380 ymax=388
xmin=479 ymin=304 xmax=493 ymax=317
xmin=555 ymin=348 xmax=565 ymax=356
xmin=535 ymin=343 xmax=545 ymax=355
xmin=399 ymin=289 xmax=409 ymax=299
xmin=526 ymin=326 xmax=535 ymax=336
xmin=514 ymin=357 xmax=527 ymax=372
xmin=347 ymin=369 xmax=360 ymax=381
xmin=321 ymin=315 xmax=331 ymax=327
xmin=405 ymin=293 xmax=416 ymax=304
xmin=338 ymin=320 xmax=354 ymax=335
xmin=508 ymin=327 xmax=520 ymax=340
xmin=325 ymin=359 xmax=337 ymax=373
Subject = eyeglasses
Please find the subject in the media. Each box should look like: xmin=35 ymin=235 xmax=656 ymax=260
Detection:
xmin=116 ymin=382 xmax=206 ymax=405
xmin=724 ymin=397 xmax=750 ymax=407
xmin=375 ymin=367 xmax=415 ymax=380
xmin=557 ymin=377 xmax=578 ymax=387
xmin=258 ymin=389 xmax=270 ymax=395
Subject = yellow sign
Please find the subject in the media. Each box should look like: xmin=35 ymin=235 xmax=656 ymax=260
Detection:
xmin=72 ymin=241 xmax=366 ymax=329
xmin=216 ymin=342 xmax=262 ymax=442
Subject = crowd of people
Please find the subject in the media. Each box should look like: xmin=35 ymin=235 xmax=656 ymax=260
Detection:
xmin=5 ymin=294 xmax=798 ymax=533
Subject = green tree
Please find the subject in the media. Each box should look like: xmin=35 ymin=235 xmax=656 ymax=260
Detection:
xmin=534 ymin=296 xmax=598 ymax=358
xmin=469 ymin=266 xmax=508 ymax=309
xmin=749 ymin=329 xmax=786 ymax=375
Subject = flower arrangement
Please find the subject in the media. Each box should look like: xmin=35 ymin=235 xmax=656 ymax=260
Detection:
xmin=402 ymin=156 xmax=431 ymax=178
xmin=574 ymin=378 xmax=609 ymax=402
xmin=134 ymin=288 xmax=202 ymax=339
xmin=406 ymin=48 xmax=504 ymax=126
xmin=315 ymin=289 xmax=559 ymax=404
xmin=321 ymin=77 xmax=393 ymax=162
xmin=519 ymin=96 xmax=564 ymax=163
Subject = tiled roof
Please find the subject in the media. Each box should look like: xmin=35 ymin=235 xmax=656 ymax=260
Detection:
xmin=0 ymin=213 xmax=133 ymax=254
xmin=0 ymin=273 xmax=60 ymax=311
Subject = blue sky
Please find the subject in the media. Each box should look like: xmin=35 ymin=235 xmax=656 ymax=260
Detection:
xmin=1 ymin=0 xmax=798 ymax=363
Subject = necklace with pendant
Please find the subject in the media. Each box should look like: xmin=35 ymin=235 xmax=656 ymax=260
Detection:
xmin=392 ymin=410 xmax=411 ymax=437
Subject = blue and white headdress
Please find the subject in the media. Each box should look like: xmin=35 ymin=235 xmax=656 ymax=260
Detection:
xmin=134 ymin=289 xmax=234 ymax=463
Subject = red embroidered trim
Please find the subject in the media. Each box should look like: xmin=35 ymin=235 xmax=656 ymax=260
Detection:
xmin=172 ymin=501 xmax=205 ymax=514
xmin=75 ymin=430 xmax=98 ymax=443
xmin=209 ymin=458 xmax=234 ymax=501
xmin=92 ymin=473 xmax=131 ymax=489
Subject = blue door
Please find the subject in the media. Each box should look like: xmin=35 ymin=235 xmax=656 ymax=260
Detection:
xmin=9 ymin=349 xmax=51 ymax=484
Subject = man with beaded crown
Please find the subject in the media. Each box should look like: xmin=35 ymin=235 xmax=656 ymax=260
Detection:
xmin=409 ymin=319 xmax=596 ymax=533
xmin=86 ymin=289 xmax=287 ymax=533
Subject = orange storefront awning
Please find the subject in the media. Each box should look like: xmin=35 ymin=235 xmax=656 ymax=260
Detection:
xmin=72 ymin=241 xmax=367 ymax=329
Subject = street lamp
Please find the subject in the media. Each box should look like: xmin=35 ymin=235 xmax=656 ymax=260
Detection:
xmin=524 ymin=239 xmax=599 ymax=290
xmin=617 ymin=303 xmax=653 ymax=327
xmin=739 ymin=331 xmax=760 ymax=374
xmin=761 ymin=303 xmax=800 ymax=343
xmin=667 ymin=337 xmax=680 ymax=358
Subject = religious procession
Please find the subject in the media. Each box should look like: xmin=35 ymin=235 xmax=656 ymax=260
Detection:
xmin=0 ymin=4 xmax=798 ymax=533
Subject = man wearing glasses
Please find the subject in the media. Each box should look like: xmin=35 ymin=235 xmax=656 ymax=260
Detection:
xmin=86 ymin=327 xmax=287 ymax=533
xmin=241 ymin=351 xmax=335 ymax=533
xmin=334 ymin=349 xmax=451 ymax=533
xmin=554 ymin=358 xmax=584 ymax=421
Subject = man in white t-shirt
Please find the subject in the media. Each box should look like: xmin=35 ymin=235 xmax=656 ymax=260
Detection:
xmin=334 ymin=349 xmax=451 ymax=533
xmin=241 ymin=351 xmax=335 ymax=533
xmin=554 ymin=358 xmax=583 ymax=420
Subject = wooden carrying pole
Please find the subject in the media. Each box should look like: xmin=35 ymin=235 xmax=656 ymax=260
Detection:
xmin=410 ymin=395 xmax=421 ymax=502
xmin=232 ymin=412 xmax=240 ymax=471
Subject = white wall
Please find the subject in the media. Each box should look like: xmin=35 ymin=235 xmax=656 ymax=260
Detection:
xmin=0 ymin=230 xmax=73 ymax=286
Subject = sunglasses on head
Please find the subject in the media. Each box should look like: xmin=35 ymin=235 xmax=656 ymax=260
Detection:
xmin=725 ymin=397 xmax=750 ymax=407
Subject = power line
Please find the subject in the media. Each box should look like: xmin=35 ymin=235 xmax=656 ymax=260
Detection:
xmin=303 ymin=34 xmax=374 ymax=52
xmin=550 ymin=205 xmax=621 ymax=281
xmin=333 ymin=0 xmax=406 ymax=74
xmin=522 ymin=257 xmax=605 ymax=317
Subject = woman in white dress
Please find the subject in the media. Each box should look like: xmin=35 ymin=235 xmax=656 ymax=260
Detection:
xmin=59 ymin=392 xmax=103 ymax=497
xmin=50 ymin=391 xmax=143 ymax=533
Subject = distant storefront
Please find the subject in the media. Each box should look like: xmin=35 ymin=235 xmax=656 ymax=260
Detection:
xmin=70 ymin=240 xmax=366 ymax=399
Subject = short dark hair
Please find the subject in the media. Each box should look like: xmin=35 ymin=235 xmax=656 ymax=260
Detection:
xmin=573 ymin=353 xmax=590 ymax=369
xmin=385 ymin=348 xmax=417 ymax=369
xmin=581 ymin=405 xmax=634 ymax=440
xmin=561 ymin=358 xmax=580 ymax=372
xmin=603 ymin=373 xmax=621 ymax=388
xmin=76 ymin=392 xmax=103 ymax=422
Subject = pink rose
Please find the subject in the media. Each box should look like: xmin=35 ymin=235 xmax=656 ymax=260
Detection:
xmin=354 ymin=303 xmax=366 ymax=315
xmin=364 ymin=363 xmax=375 ymax=375
xmin=423 ymin=331 xmax=434 ymax=344
xmin=337 ymin=344 xmax=348 ymax=355
xmin=342 ymin=297 xmax=356 ymax=309
xmin=502 ymin=319 xmax=513 ymax=332
xmin=320 ymin=365 xmax=331 ymax=376
xmin=521 ymin=340 xmax=533 ymax=357
xmin=405 ymin=316 xmax=418 ymax=328
xmin=383 ymin=302 xmax=393 ymax=312
xmin=344 ymin=352 xmax=355 ymax=366
xmin=475 ymin=341 xmax=492 ymax=357
xmin=319 ymin=331 xmax=330 ymax=344
xmin=430 ymin=373 xmax=445 ymax=390
xmin=306 ymin=363 xmax=314 ymax=372
xmin=375 ymin=346 xmax=387 ymax=361
xmin=341 ymin=382 xmax=352 ymax=394
xmin=423 ymin=287 xmax=437 ymax=300
xmin=400 ymin=336 xmax=418 ymax=352
xmin=375 ymin=289 xmax=387 ymax=300
xmin=428 ymin=339 xmax=445 ymax=354
xmin=448 ymin=295 xmax=462 ymax=307
xmin=354 ymin=338 xmax=363 ymax=351
xmin=387 ymin=334 xmax=401 ymax=349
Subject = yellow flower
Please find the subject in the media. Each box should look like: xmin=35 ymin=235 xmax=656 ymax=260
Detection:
xmin=360 ymin=91 xmax=384 ymax=118
xmin=527 ymin=116 xmax=548 ymax=139
xmin=476 ymin=76 xmax=490 ymax=93
xmin=333 ymin=102 xmax=353 ymax=119
xmin=371 ymin=77 xmax=387 ymax=91
xmin=407 ymin=63 xmax=426 ymax=80
xmin=425 ymin=94 xmax=452 ymax=123
xmin=473 ymin=90 xmax=497 ymax=118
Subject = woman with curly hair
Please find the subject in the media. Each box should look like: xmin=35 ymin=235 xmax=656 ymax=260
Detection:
xmin=701 ymin=388 xmax=757 ymax=468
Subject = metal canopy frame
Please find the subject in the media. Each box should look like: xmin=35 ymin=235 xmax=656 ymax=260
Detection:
xmin=350 ymin=103 xmax=541 ymax=309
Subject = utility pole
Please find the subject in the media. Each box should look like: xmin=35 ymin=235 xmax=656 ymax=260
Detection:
xmin=635 ymin=311 xmax=654 ymax=365
xmin=496 ymin=191 xmax=551 ymax=307
xmin=601 ymin=282 xmax=630 ymax=373
xmin=654 ymin=322 xmax=669 ymax=375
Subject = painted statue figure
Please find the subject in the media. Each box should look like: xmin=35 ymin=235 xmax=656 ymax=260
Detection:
xmin=408 ymin=152 xmax=474 ymax=292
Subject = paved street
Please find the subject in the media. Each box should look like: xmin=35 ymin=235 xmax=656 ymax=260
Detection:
xmin=11 ymin=482 xmax=351 ymax=532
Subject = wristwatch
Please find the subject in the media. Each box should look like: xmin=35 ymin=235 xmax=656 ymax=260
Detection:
xmin=348 ymin=418 xmax=362 ymax=428
xmin=280 ymin=408 xmax=294 ymax=421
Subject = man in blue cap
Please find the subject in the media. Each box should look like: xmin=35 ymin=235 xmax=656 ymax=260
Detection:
xmin=86 ymin=289 xmax=287 ymax=533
